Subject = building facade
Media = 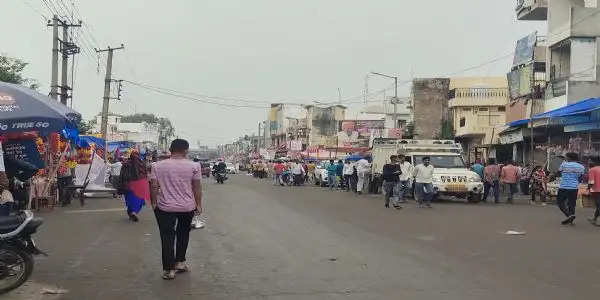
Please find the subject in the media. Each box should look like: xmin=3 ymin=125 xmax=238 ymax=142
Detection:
xmin=448 ymin=77 xmax=509 ymax=163
xmin=412 ymin=78 xmax=451 ymax=139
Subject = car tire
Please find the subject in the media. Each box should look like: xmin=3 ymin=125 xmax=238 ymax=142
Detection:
xmin=467 ymin=193 xmax=482 ymax=203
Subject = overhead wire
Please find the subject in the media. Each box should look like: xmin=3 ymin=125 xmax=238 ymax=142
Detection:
xmin=125 ymin=80 xmax=271 ymax=109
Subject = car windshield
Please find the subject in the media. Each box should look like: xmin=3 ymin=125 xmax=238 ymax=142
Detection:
xmin=414 ymin=155 xmax=465 ymax=168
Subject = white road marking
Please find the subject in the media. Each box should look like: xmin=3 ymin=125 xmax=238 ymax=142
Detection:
xmin=63 ymin=208 xmax=124 ymax=214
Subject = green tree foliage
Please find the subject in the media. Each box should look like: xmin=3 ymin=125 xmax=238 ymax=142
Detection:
xmin=0 ymin=55 xmax=39 ymax=89
xmin=77 ymin=119 xmax=96 ymax=134
xmin=120 ymin=113 xmax=159 ymax=123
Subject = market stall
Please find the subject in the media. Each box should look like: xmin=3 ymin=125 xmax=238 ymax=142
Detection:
xmin=0 ymin=82 xmax=81 ymax=210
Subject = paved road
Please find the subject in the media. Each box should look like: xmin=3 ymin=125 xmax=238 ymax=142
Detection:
xmin=6 ymin=174 xmax=600 ymax=299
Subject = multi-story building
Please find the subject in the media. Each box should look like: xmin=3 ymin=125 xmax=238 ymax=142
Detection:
xmin=504 ymin=0 xmax=600 ymax=164
xmin=545 ymin=0 xmax=600 ymax=111
xmin=305 ymin=105 xmax=346 ymax=148
xmin=359 ymin=97 xmax=412 ymax=130
xmin=448 ymin=77 xmax=509 ymax=163
xmin=268 ymin=104 xmax=307 ymax=148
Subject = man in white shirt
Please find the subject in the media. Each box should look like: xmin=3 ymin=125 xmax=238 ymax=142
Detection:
xmin=395 ymin=154 xmax=414 ymax=203
xmin=291 ymin=161 xmax=305 ymax=186
xmin=413 ymin=156 xmax=435 ymax=208
xmin=356 ymin=158 xmax=371 ymax=195
xmin=343 ymin=161 xmax=354 ymax=192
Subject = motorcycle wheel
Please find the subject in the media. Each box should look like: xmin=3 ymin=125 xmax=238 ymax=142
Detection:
xmin=0 ymin=246 xmax=34 ymax=294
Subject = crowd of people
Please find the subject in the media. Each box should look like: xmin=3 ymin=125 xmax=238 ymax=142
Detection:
xmin=247 ymin=157 xmax=374 ymax=194
xmin=244 ymin=152 xmax=600 ymax=227
xmin=472 ymin=153 xmax=600 ymax=226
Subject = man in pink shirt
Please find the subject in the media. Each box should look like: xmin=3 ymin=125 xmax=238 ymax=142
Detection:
xmin=150 ymin=139 xmax=203 ymax=280
xmin=500 ymin=160 xmax=520 ymax=204
xmin=587 ymin=157 xmax=600 ymax=226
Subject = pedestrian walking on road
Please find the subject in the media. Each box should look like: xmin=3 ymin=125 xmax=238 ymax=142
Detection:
xmin=396 ymin=155 xmax=413 ymax=203
xmin=291 ymin=160 xmax=305 ymax=186
xmin=273 ymin=160 xmax=285 ymax=186
xmin=327 ymin=160 xmax=338 ymax=190
xmin=356 ymin=158 xmax=371 ymax=195
xmin=343 ymin=160 xmax=354 ymax=192
xmin=382 ymin=156 xmax=402 ymax=209
xmin=587 ymin=157 xmax=600 ymax=226
xmin=120 ymin=151 xmax=150 ymax=222
xmin=483 ymin=158 xmax=501 ymax=203
xmin=150 ymin=139 xmax=203 ymax=280
xmin=530 ymin=165 xmax=547 ymax=205
xmin=413 ymin=156 xmax=434 ymax=208
xmin=471 ymin=160 xmax=484 ymax=181
xmin=555 ymin=152 xmax=585 ymax=225
xmin=500 ymin=161 xmax=520 ymax=204
xmin=336 ymin=160 xmax=344 ymax=190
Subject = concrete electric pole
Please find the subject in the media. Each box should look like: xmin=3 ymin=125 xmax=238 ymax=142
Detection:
xmin=50 ymin=16 xmax=59 ymax=100
xmin=96 ymin=44 xmax=125 ymax=161
xmin=48 ymin=15 xmax=81 ymax=104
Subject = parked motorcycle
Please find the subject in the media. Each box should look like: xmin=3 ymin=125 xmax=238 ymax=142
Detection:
xmin=280 ymin=171 xmax=293 ymax=186
xmin=0 ymin=211 xmax=45 ymax=294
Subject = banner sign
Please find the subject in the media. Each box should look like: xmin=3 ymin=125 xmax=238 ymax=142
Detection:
xmin=2 ymin=139 xmax=45 ymax=169
xmin=513 ymin=32 xmax=537 ymax=67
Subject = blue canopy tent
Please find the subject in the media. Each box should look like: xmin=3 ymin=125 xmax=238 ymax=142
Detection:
xmin=507 ymin=98 xmax=600 ymax=127
xmin=0 ymin=82 xmax=81 ymax=135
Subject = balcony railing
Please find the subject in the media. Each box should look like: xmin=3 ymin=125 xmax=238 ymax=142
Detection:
xmin=449 ymin=88 xmax=508 ymax=99
xmin=516 ymin=0 xmax=548 ymax=20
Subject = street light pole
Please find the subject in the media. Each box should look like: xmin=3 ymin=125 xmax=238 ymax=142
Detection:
xmin=371 ymin=72 xmax=399 ymax=128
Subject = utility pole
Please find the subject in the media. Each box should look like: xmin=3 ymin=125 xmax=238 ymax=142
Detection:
xmin=96 ymin=44 xmax=125 ymax=161
xmin=49 ymin=16 xmax=59 ymax=100
xmin=257 ymin=122 xmax=262 ymax=151
xmin=263 ymin=120 xmax=267 ymax=150
xmin=48 ymin=16 xmax=81 ymax=104
xmin=337 ymin=88 xmax=342 ymax=104
xmin=371 ymin=72 xmax=399 ymax=128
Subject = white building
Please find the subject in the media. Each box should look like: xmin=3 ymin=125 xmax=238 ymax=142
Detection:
xmin=528 ymin=0 xmax=600 ymax=112
xmin=117 ymin=122 xmax=160 ymax=144
xmin=358 ymin=97 xmax=412 ymax=129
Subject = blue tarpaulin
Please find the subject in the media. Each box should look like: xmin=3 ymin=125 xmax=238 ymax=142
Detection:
xmin=507 ymin=98 xmax=600 ymax=127
xmin=76 ymin=136 xmax=105 ymax=149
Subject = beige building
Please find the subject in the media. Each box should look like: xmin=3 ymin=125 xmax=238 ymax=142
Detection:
xmin=448 ymin=77 xmax=509 ymax=163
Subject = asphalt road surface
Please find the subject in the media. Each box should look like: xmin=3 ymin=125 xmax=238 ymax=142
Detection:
xmin=6 ymin=174 xmax=600 ymax=299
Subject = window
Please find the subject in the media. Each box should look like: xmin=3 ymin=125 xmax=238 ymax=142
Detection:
xmin=478 ymin=107 xmax=488 ymax=112
xmin=463 ymin=108 xmax=471 ymax=112
xmin=459 ymin=117 xmax=466 ymax=127
xmin=498 ymin=106 xmax=506 ymax=112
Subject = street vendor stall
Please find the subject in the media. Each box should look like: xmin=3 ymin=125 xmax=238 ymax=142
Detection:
xmin=0 ymin=82 xmax=81 ymax=210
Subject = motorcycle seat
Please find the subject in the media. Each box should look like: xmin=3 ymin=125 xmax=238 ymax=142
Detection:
xmin=0 ymin=214 xmax=27 ymax=234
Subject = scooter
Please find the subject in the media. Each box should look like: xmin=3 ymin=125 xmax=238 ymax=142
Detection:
xmin=215 ymin=171 xmax=228 ymax=184
xmin=0 ymin=211 xmax=45 ymax=294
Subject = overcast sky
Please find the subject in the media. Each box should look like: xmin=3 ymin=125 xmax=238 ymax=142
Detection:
xmin=4 ymin=0 xmax=545 ymax=147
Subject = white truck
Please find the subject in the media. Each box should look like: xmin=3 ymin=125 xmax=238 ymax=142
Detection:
xmin=371 ymin=139 xmax=484 ymax=203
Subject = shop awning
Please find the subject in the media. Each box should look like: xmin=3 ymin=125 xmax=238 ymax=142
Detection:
xmin=506 ymin=97 xmax=600 ymax=127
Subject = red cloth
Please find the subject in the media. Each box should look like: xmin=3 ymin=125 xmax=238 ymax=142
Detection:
xmin=500 ymin=165 xmax=520 ymax=184
xmin=274 ymin=163 xmax=285 ymax=175
xmin=127 ymin=178 xmax=150 ymax=203
xmin=589 ymin=166 xmax=600 ymax=193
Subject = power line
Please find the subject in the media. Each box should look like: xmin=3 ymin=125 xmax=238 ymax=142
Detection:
xmin=124 ymin=80 xmax=272 ymax=109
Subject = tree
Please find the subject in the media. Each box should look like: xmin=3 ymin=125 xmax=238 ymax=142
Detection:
xmin=120 ymin=113 xmax=159 ymax=123
xmin=77 ymin=119 xmax=96 ymax=134
xmin=0 ymin=55 xmax=39 ymax=89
